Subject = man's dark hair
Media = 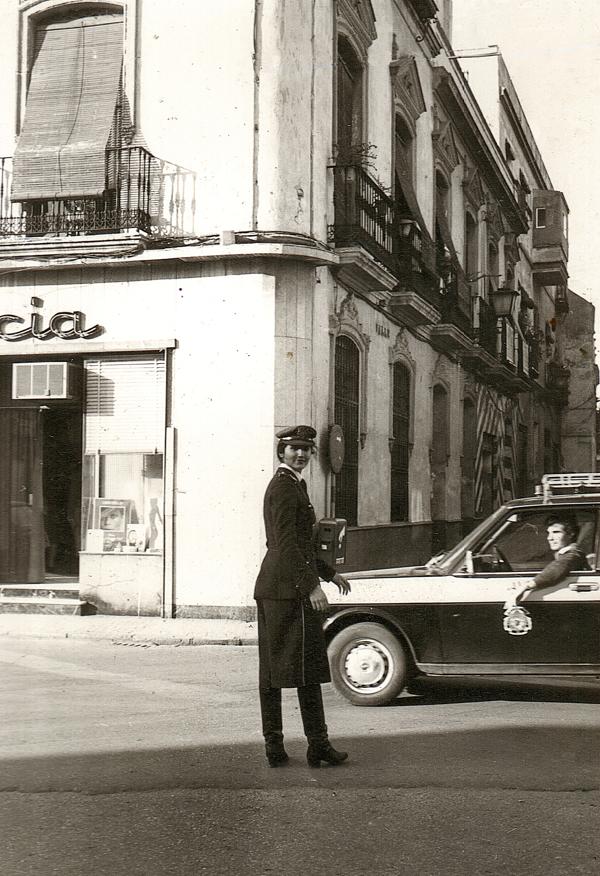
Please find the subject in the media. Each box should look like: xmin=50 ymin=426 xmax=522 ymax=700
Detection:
xmin=545 ymin=513 xmax=579 ymax=542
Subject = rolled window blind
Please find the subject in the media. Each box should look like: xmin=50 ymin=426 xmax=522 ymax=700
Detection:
xmin=12 ymin=13 xmax=123 ymax=201
xmin=84 ymin=355 xmax=166 ymax=455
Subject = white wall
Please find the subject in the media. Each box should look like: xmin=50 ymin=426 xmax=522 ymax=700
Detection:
xmin=0 ymin=264 xmax=276 ymax=609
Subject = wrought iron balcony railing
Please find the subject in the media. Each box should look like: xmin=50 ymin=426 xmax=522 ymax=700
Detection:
xmin=0 ymin=147 xmax=197 ymax=240
xmin=329 ymin=164 xmax=396 ymax=275
xmin=395 ymin=218 xmax=440 ymax=309
xmin=329 ymin=164 xmax=443 ymax=311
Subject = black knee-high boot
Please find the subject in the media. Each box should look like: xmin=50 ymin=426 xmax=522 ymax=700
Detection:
xmin=259 ymin=687 xmax=289 ymax=767
xmin=297 ymin=684 xmax=348 ymax=768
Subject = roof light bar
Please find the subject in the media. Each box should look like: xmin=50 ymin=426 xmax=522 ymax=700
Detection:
xmin=540 ymin=473 xmax=600 ymax=500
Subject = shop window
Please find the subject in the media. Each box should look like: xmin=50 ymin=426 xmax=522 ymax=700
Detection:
xmin=81 ymin=354 xmax=166 ymax=554
xmin=390 ymin=362 xmax=410 ymax=522
xmin=334 ymin=335 xmax=360 ymax=526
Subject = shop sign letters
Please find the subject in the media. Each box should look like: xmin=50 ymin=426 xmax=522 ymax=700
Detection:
xmin=0 ymin=311 xmax=103 ymax=342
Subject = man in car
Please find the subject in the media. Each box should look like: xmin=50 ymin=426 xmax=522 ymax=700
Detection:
xmin=513 ymin=513 xmax=589 ymax=602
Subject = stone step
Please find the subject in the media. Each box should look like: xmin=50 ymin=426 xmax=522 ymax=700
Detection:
xmin=0 ymin=596 xmax=90 ymax=615
xmin=0 ymin=584 xmax=81 ymax=600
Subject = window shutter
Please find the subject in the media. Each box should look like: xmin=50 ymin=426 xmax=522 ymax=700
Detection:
xmin=84 ymin=355 xmax=166 ymax=455
xmin=12 ymin=13 xmax=123 ymax=201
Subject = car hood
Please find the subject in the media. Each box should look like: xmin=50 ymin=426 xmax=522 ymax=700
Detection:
xmin=345 ymin=564 xmax=442 ymax=580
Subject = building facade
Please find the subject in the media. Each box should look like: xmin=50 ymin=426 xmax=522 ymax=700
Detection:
xmin=0 ymin=0 xmax=593 ymax=617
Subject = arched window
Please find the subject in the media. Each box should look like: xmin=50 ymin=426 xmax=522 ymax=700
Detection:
xmin=465 ymin=211 xmax=478 ymax=283
xmin=390 ymin=362 xmax=410 ymax=522
xmin=431 ymin=383 xmax=450 ymax=528
xmin=461 ymin=397 xmax=476 ymax=525
xmin=334 ymin=335 xmax=360 ymax=525
xmin=337 ymin=36 xmax=363 ymax=157
xmin=432 ymin=385 xmax=449 ymax=467
xmin=435 ymin=171 xmax=451 ymax=284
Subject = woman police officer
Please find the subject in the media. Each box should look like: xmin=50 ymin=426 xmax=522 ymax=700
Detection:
xmin=254 ymin=425 xmax=351 ymax=767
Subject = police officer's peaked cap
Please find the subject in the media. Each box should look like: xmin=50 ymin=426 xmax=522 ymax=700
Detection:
xmin=276 ymin=425 xmax=317 ymax=447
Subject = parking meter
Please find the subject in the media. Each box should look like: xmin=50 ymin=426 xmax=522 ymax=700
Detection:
xmin=317 ymin=517 xmax=347 ymax=566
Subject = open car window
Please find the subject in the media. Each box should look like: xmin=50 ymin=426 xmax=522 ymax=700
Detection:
xmin=467 ymin=508 xmax=598 ymax=574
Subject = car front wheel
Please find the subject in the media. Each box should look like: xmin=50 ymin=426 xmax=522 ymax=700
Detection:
xmin=328 ymin=622 xmax=408 ymax=706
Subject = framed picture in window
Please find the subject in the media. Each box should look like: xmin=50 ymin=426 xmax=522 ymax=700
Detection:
xmin=93 ymin=499 xmax=131 ymax=552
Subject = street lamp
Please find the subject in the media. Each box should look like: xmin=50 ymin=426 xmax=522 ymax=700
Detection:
xmin=489 ymin=287 xmax=518 ymax=318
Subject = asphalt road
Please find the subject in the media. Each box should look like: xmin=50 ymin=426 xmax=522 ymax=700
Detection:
xmin=1 ymin=637 xmax=599 ymax=876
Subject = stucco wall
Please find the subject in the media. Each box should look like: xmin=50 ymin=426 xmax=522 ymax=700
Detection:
xmin=0 ymin=262 xmax=276 ymax=610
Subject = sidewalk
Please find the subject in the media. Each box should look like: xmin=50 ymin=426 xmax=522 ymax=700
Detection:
xmin=0 ymin=614 xmax=258 ymax=646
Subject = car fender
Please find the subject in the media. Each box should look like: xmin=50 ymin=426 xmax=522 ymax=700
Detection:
xmin=323 ymin=605 xmax=419 ymax=666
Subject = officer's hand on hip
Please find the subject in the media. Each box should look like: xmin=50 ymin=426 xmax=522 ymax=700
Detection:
xmin=332 ymin=572 xmax=351 ymax=595
xmin=309 ymin=584 xmax=329 ymax=611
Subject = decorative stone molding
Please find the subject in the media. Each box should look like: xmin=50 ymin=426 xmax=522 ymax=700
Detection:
xmin=329 ymin=291 xmax=370 ymax=448
xmin=390 ymin=56 xmax=426 ymax=127
xmin=463 ymin=166 xmax=486 ymax=211
xmin=337 ymin=0 xmax=377 ymax=62
xmin=432 ymin=107 xmax=459 ymax=178
xmin=389 ymin=327 xmax=415 ymax=369
xmin=484 ymin=198 xmax=505 ymax=244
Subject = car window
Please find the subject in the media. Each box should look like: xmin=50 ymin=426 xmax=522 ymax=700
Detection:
xmin=469 ymin=509 xmax=597 ymax=574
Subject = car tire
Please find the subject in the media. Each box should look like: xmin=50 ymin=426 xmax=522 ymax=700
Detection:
xmin=327 ymin=622 xmax=408 ymax=706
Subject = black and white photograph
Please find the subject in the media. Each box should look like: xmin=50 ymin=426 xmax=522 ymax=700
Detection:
xmin=0 ymin=1 xmax=599 ymax=873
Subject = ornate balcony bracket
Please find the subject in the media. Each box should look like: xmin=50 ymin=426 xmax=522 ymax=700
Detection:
xmin=332 ymin=246 xmax=398 ymax=298
xmin=388 ymin=289 xmax=440 ymax=328
xmin=428 ymin=323 xmax=472 ymax=355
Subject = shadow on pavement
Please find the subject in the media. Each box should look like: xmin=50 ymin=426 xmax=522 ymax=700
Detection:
xmin=395 ymin=676 xmax=600 ymax=706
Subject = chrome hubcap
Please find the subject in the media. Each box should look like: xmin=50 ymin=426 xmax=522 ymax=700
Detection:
xmin=343 ymin=639 xmax=393 ymax=692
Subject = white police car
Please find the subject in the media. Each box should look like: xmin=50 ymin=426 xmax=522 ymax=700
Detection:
xmin=325 ymin=474 xmax=600 ymax=706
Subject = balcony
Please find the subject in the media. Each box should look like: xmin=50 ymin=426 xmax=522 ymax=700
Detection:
xmin=430 ymin=270 xmax=473 ymax=354
xmin=532 ymin=189 xmax=569 ymax=287
xmin=0 ymin=147 xmax=196 ymax=257
xmin=389 ymin=218 xmax=441 ymax=326
xmin=329 ymin=164 xmax=398 ymax=296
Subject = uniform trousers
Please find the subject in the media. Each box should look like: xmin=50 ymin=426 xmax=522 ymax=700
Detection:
xmin=259 ymin=683 xmax=328 ymax=744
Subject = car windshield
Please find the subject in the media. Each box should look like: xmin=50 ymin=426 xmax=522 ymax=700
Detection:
xmin=424 ymin=506 xmax=508 ymax=572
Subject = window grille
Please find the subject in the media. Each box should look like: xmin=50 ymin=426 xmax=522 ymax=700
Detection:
xmin=334 ymin=336 xmax=360 ymax=526
xmin=390 ymin=363 xmax=410 ymax=521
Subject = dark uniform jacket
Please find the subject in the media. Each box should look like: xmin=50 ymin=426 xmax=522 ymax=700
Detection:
xmin=534 ymin=544 xmax=589 ymax=589
xmin=254 ymin=466 xmax=336 ymax=600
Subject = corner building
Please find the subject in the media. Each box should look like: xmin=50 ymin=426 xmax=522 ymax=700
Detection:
xmin=0 ymin=1 xmax=590 ymax=617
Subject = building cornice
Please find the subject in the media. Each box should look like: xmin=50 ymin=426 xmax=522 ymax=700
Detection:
xmin=433 ymin=67 xmax=527 ymax=235
xmin=0 ymin=235 xmax=340 ymax=273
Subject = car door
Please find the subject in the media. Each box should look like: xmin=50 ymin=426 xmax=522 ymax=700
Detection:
xmin=518 ymin=578 xmax=600 ymax=669
xmin=438 ymin=572 xmax=522 ymax=668
xmin=439 ymin=506 xmax=600 ymax=673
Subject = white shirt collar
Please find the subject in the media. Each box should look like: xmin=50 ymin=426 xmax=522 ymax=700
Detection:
xmin=557 ymin=543 xmax=578 ymax=556
xmin=279 ymin=462 xmax=302 ymax=481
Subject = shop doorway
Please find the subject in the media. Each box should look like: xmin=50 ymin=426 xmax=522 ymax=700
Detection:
xmin=43 ymin=407 xmax=82 ymax=578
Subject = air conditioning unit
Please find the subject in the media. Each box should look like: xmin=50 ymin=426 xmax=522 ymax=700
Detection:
xmin=12 ymin=362 xmax=81 ymax=400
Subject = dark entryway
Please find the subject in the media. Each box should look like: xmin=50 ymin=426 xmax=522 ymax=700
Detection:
xmin=43 ymin=407 xmax=82 ymax=577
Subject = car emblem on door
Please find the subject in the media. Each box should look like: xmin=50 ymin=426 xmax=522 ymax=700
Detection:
xmin=503 ymin=606 xmax=532 ymax=636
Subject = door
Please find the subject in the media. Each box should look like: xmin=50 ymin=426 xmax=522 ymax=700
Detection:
xmin=440 ymin=506 xmax=600 ymax=672
xmin=43 ymin=407 xmax=82 ymax=577
xmin=0 ymin=408 xmax=45 ymax=583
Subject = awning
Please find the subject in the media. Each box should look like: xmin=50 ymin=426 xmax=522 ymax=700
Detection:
xmin=12 ymin=13 xmax=123 ymax=201
xmin=395 ymin=149 xmax=435 ymax=270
